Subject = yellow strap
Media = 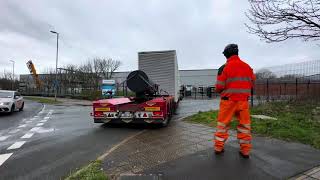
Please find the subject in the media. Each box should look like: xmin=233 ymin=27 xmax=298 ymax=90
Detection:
xmin=237 ymin=127 xmax=250 ymax=134
xmin=215 ymin=136 xmax=225 ymax=142
xmin=216 ymin=129 xmax=227 ymax=133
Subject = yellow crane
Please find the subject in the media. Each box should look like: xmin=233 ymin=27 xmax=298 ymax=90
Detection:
xmin=26 ymin=60 xmax=42 ymax=88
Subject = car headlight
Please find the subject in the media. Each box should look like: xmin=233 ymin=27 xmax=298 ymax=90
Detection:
xmin=0 ymin=102 xmax=10 ymax=105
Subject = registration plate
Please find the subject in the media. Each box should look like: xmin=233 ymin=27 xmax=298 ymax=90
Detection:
xmin=144 ymin=107 xmax=160 ymax=111
xmin=95 ymin=107 xmax=110 ymax=111
xmin=120 ymin=112 xmax=133 ymax=118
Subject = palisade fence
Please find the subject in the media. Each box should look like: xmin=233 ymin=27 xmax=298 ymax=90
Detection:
xmin=254 ymin=75 xmax=320 ymax=103
xmin=253 ymin=60 xmax=320 ymax=103
xmin=179 ymin=86 xmax=217 ymax=100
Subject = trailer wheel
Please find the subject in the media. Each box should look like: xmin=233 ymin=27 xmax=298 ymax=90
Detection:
xmin=161 ymin=117 xmax=170 ymax=127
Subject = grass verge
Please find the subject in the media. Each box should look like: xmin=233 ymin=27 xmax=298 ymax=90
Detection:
xmin=184 ymin=101 xmax=320 ymax=149
xmin=66 ymin=160 xmax=108 ymax=180
xmin=24 ymin=96 xmax=62 ymax=104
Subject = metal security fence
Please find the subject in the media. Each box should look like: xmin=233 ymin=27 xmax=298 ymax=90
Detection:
xmin=254 ymin=76 xmax=320 ymax=102
xmin=179 ymin=85 xmax=218 ymax=100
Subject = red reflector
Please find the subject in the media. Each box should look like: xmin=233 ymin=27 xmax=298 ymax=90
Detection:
xmin=95 ymin=112 xmax=103 ymax=117
xmin=143 ymin=113 xmax=147 ymax=117
xmin=152 ymin=111 xmax=162 ymax=116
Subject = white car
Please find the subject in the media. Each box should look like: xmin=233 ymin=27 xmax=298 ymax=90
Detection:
xmin=0 ymin=90 xmax=24 ymax=114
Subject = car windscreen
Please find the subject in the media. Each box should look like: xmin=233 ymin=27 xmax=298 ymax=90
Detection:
xmin=0 ymin=92 xmax=13 ymax=98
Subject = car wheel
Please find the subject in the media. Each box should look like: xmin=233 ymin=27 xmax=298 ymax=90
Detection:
xmin=19 ymin=102 xmax=24 ymax=111
xmin=10 ymin=104 xmax=15 ymax=114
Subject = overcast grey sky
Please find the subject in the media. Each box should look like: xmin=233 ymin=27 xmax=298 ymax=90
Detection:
xmin=0 ymin=0 xmax=319 ymax=74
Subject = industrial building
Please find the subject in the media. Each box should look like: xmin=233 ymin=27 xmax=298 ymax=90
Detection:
xmin=19 ymin=69 xmax=218 ymax=97
xmin=20 ymin=69 xmax=218 ymax=88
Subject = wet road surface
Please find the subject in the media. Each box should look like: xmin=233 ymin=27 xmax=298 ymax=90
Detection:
xmin=0 ymin=100 xmax=43 ymax=132
xmin=101 ymin=99 xmax=320 ymax=180
xmin=0 ymin=103 xmax=141 ymax=180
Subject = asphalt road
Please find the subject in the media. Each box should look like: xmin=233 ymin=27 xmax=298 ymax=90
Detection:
xmin=0 ymin=100 xmax=43 ymax=132
xmin=143 ymin=136 xmax=320 ymax=180
xmin=0 ymin=102 xmax=141 ymax=180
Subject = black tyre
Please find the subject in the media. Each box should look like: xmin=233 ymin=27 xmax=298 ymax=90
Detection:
xmin=10 ymin=104 xmax=15 ymax=114
xmin=19 ymin=103 xmax=24 ymax=111
xmin=161 ymin=116 xmax=170 ymax=127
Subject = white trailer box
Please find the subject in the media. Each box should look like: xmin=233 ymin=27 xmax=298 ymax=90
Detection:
xmin=138 ymin=50 xmax=180 ymax=102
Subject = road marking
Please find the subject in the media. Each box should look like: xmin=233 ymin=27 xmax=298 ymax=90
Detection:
xmin=98 ymin=130 xmax=147 ymax=160
xmin=0 ymin=136 xmax=10 ymax=141
xmin=21 ymin=133 xmax=34 ymax=139
xmin=36 ymin=123 xmax=44 ymax=127
xmin=34 ymin=116 xmax=39 ymax=118
xmin=18 ymin=124 xmax=27 ymax=128
xmin=25 ymin=120 xmax=33 ymax=124
xmin=30 ymin=127 xmax=41 ymax=132
xmin=44 ymin=117 xmax=50 ymax=120
xmin=7 ymin=141 xmax=26 ymax=150
xmin=39 ymin=120 xmax=47 ymax=123
xmin=30 ymin=118 xmax=37 ymax=121
xmin=0 ymin=153 xmax=13 ymax=167
xmin=9 ymin=129 xmax=20 ymax=134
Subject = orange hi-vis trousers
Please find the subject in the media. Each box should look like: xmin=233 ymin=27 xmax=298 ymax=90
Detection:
xmin=214 ymin=100 xmax=252 ymax=155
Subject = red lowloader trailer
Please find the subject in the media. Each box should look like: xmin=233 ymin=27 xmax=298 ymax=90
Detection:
xmin=91 ymin=70 xmax=177 ymax=127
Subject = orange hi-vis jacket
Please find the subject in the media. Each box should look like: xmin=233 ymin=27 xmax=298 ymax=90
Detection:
xmin=215 ymin=55 xmax=255 ymax=101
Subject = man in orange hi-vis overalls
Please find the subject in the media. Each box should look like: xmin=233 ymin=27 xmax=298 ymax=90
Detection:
xmin=214 ymin=44 xmax=255 ymax=159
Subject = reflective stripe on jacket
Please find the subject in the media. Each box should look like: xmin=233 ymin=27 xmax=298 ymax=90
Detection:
xmin=215 ymin=55 xmax=256 ymax=101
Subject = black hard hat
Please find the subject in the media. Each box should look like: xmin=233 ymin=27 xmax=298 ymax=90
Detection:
xmin=223 ymin=44 xmax=239 ymax=58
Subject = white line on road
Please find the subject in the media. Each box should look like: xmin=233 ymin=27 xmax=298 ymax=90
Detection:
xmin=36 ymin=123 xmax=44 ymax=126
xmin=34 ymin=116 xmax=39 ymax=118
xmin=7 ymin=141 xmax=26 ymax=150
xmin=18 ymin=124 xmax=27 ymax=128
xmin=44 ymin=117 xmax=50 ymax=120
xmin=0 ymin=153 xmax=13 ymax=167
xmin=25 ymin=120 xmax=33 ymax=124
xmin=21 ymin=133 xmax=34 ymax=139
xmin=9 ymin=129 xmax=20 ymax=134
xmin=0 ymin=136 xmax=10 ymax=141
xmin=39 ymin=120 xmax=47 ymax=123
xmin=30 ymin=127 xmax=41 ymax=132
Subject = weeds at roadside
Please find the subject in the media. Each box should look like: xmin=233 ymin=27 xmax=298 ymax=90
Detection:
xmin=185 ymin=101 xmax=320 ymax=149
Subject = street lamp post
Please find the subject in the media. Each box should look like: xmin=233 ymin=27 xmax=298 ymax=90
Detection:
xmin=50 ymin=30 xmax=59 ymax=102
xmin=10 ymin=60 xmax=15 ymax=90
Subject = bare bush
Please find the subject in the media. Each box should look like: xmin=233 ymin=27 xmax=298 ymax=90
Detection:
xmin=256 ymin=68 xmax=277 ymax=79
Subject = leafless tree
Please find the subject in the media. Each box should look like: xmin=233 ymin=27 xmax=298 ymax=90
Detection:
xmin=0 ymin=70 xmax=18 ymax=90
xmin=78 ymin=60 xmax=96 ymax=90
xmin=92 ymin=57 xmax=121 ymax=79
xmin=279 ymin=74 xmax=303 ymax=79
xmin=246 ymin=0 xmax=320 ymax=42
xmin=256 ymin=68 xmax=277 ymax=79
xmin=42 ymin=68 xmax=56 ymax=95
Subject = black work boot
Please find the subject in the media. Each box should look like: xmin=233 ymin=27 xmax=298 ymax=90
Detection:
xmin=215 ymin=149 xmax=225 ymax=155
xmin=239 ymin=151 xmax=250 ymax=159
